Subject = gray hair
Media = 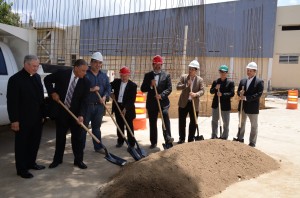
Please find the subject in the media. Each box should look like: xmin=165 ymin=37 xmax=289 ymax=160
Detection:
xmin=24 ymin=55 xmax=39 ymax=64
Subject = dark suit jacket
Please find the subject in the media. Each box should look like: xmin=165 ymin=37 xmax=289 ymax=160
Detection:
xmin=110 ymin=79 xmax=137 ymax=120
xmin=237 ymin=76 xmax=264 ymax=114
xmin=141 ymin=70 xmax=172 ymax=109
xmin=44 ymin=69 xmax=90 ymax=118
xmin=210 ymin=78 xmax=235 ymax=111
xmin=7 ymin=69 xmax=44 ymax=126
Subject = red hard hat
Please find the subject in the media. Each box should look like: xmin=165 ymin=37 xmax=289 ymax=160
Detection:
xmin=152 ymin=55 xmax=163 ymax=64
xmin=119 ymin=66 xmax=130 ymax=74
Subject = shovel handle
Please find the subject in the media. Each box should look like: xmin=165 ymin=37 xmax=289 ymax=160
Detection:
xmin=238 ymin=86 xmax=245 ymax=128
xmin=111 ymin=96 xmax=136 ymax=137
xmin=153 ymin=85 xmax=166 ymax=130
xmin=57 ymin=100 xmax=100 ymax=143
xmin=95 ymin=92 xmax=127 ymax=139
xmin=190 ymin=84 xmax=198 ymax=125
xmin=217 ymin=87 xmax=223 ymax=127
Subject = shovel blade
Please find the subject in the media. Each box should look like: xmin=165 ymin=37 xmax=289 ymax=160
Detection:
xmin=162 ymin=143 xmax=173 ymax=150
xmin=104 ymin=152 xmax=127 ymax=166
xmin=127 ymin=146 xmax=142 ymax=161
xmin=135 ymin=142 xmax=147 ymax=157
xmin=136 ymin=147 xmax=147 ymax=158
xmin=195 ymin=135 xmax=204 ymax=141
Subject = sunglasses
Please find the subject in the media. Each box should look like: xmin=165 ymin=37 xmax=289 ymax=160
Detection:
xmin=219 ymin=70 xmax=228 ymax=73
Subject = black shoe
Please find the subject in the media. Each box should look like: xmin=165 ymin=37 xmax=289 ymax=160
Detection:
xmin=177 ymin=140 xmax=185 ymax=144
xmin=74 ymin=161 xmax=87 ymax=169
xmin=233 ymin=138 xmax=244 ymax=143
xmin=115 ymin=143 xmax=123 ymax=148
xmin=166 ymin=137 xmax=174 ymax=144
xmin=30 ymin=164 xmax=46 ymax=170
xmin=149 ymin=144 xmax=157 ymax=149
xmin=17 ymin=171 xmax=33 ymax=179
xmin=249 ymin=143 xmax=256 ymax=147
xmin=48 ymin=161 xmax=61 ymax=169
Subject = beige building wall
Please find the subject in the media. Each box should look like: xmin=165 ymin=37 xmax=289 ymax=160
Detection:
xmin=272 ymin=5 xmax=300 ymax=89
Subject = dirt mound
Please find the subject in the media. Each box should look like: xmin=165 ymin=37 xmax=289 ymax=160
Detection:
xmin=98 ymin=140 xmax=279 ymax=198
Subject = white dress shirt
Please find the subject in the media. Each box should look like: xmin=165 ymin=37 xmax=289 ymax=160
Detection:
xmin=118 ymin=81 xmax=128 ymax=103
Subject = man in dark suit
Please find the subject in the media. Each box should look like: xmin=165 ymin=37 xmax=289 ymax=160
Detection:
xmin=210 ymin=65 xmax=235 ymax=140
xmin=110 ymin=66 xmax=137 ymax=148
xmin=7 ymin=55 xmax=45 ymax=179
xmin=44 ymin=59 xmax=90 ymax=169
xmin=234 ymin=62 xmax=264 ymax=147
xmin=141 ymin=55 xmax=174 ymax=149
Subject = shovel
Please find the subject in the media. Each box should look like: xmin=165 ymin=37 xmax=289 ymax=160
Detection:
xmin=58 ymin=100 xmax=127 ymax=166
xmin=233 ymin=86 xmax=244 ymax=142
xmin=190 ymin=85 xmax=204 ymax=141
xmin=111 ymin=95 xmax=147 ymax=158
xmin=96 ymin=92 xmax=142 ymax=161
xmin=153 ymin=85 xmax=174 ymax=149
xmin=217 ymin=87 xmax=223 ymax=138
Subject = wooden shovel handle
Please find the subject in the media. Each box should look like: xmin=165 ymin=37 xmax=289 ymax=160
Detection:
xmin=153 ymin=85 xmax=166 ymax=130
xmin=217 ymin=87 xmax=223 ymax=127
xmin=190 ymin=84 xmax=198 ymax=125
xmin=111 ymin=96 xmax=135 ymax=137
xmin=239 ymin=86 xmax=245 ymax=128
xmin=95 ymin=92 xmax=126 ymax=139
xmin=57 ymin=100 xmax=100 ymax=143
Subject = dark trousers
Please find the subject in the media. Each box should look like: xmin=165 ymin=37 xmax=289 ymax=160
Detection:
xmin=147 ymin=105 xmax=171 ymax=145
xmin=53 ymin=111 xmax=84 ymax=163
xmin=15 ymin=122 xmax=42 ymax=173
xmin=178 ymin=101 xmax=198 ymax=142
xmin=115 ymin=104 xmax=135 ymax=147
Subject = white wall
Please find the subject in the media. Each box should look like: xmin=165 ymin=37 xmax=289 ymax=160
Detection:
xmin=272 ymin=5 xmax=300 ymax=89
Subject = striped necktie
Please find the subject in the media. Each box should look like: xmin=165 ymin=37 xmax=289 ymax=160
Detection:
xmin=65 ymin=77 xmax=77 ymax=108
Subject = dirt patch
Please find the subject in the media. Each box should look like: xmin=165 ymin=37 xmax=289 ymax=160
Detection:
xmin=98 ymin=140 xmax=279 ymax=198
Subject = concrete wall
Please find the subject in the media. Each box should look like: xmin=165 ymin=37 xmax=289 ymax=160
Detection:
xmin=272 ymin=5 xmax=300 ymax=89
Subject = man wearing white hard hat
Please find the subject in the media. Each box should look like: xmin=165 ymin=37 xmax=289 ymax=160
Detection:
xmin=82 ymin=52 xmax=111 ymax=153
xmin=233 ymin=62 xmax=264 ymax=147
xmin=176 ymin=60 xmax=205 ymax=143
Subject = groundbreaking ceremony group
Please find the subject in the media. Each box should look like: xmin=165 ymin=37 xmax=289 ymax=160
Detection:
xmin=7 ymin=53 xmax=263 ymax=178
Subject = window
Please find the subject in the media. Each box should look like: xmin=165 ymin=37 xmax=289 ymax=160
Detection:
xmin=279 ymin=55 xmax=299 ymax=64
xmin=71 ymin=54 xmax=76 ymax=65
xmin=282 ymin=25 xmax=300 ymax=31
xmin=0 ymin=48 xmax=8 ymax=75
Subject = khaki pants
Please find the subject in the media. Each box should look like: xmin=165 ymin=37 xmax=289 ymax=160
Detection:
xmin=238 ymin=110 xmax=258 ymax=145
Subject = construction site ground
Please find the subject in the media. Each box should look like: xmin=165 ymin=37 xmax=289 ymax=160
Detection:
xmin=0 ymin=95 xmax=299 ymax=197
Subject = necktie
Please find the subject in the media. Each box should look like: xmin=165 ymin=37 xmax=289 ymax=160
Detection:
xmin=65 ymin=77 xmax=77 ymax=108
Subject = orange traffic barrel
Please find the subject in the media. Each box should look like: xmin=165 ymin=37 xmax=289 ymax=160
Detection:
xmin=133 ymin=91 xmax=147 ymax=130
xmin=286 ymin=90 xmax=298 ymax=109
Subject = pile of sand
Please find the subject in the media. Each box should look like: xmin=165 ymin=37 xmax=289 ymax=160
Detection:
xmin=98 ymin=140 xmax=279 ymax=198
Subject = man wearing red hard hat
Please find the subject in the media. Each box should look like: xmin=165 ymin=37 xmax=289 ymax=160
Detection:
xmin=141 ymin=55 xmax=174 ymax=149
xmin=110 ymin=66 xmax=137 ymax=148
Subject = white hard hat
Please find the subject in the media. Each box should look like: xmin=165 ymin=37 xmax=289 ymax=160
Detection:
xmin=91 ymin=52 xmax=103 ymax=62
xmin=188 ymin=60 xmax=200 ymax=69
xmin=246 ymin=62 xmax=257 ymax=70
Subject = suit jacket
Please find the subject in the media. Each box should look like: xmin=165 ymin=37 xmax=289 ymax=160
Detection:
xmin=110 ymin=79 xmax=137 ymax=120
xmin=44 ymin=69 xmax=90 ymax=118
xmin=237 ymin=76 xmax=264 ymax=114
xmin=176 ymin=74 xmax=204 ymax=112
xmin=7 ymin=69 xmax=44 ymax=126
xmin=210 ymin=78 xmax=235 ymax=111
xmin=141 ymin=70 xmax=172 ymax=110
